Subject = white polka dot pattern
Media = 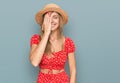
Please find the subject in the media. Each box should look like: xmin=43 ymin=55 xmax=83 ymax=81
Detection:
xmin=65 ymin=37 xmax=75 ymax=53
xmin=37 ymin=71 xmax=69 ymax=83
xmin=30 ymin=34 xmax=40 ymax=46
xmin=30 ymin=34 xmax=75 ymax=83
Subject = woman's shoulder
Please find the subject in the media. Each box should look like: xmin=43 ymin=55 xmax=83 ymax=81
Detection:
xmin=65 ymin=36 xmax=76 ymax=53
xmin=31 ymin=33 xmax=40 ymax=38
xmin=30 ymin=33 xmax=41 ymax=46
xmin=30 ymin=33 xmax=41 ymax=40
xmin=65 ymin=36 xmax=75 ymax=43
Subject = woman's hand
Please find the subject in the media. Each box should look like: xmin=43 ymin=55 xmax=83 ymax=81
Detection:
xmin=42 ymin=12 xmax=52 ymax=35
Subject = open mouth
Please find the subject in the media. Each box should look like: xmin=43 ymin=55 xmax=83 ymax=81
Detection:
xmin=51 ymin=24 xmax=56 ymax=27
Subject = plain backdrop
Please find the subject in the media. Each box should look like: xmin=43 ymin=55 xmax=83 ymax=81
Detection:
xmin=0 ymin=0 xmax=120 ymax=83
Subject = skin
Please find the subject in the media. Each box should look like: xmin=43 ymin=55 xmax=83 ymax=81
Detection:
xmin=29 ymin=11 xmax=76 ymax=83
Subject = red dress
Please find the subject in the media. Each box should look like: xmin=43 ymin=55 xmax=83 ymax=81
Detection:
xmin=30 ymin=34 xmax=75 ymax=83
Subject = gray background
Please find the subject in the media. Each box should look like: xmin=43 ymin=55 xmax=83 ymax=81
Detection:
xmin=0 ymin=0 xmax=120 ymax=83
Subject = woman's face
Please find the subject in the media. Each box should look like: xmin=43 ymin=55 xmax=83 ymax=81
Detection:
xmin=50 ymin=12 xmax=60 ymax=31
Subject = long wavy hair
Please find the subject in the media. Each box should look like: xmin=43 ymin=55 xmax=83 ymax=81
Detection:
xmin=39 ymin=12 xmax=64 ymax=55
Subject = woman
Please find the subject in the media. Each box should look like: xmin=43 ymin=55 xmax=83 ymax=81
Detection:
xmin=29 ymin=3 xmax=76 ymax=83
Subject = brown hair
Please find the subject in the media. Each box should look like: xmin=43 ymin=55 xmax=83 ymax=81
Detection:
xmin=40 ymin=12 xmax=64 ymax=55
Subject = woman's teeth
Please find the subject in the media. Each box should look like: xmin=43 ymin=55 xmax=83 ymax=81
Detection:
xmin=51 ymin=24 xmax=55 ymax=26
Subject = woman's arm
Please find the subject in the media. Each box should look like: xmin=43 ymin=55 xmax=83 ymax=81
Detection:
xmin=29 ymin=33 xmax=50 ymax=67
xmin=68 ymin=52 xmax=76 ymax=83
xmin=29 ymin=12 xmax=52 ymax=67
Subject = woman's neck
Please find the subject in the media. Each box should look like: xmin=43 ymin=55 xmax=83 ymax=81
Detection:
xmin=49 ymin=30 xmax=62 ymax=41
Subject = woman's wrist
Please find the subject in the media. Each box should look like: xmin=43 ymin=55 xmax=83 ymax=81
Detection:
xmin=44 ymin=32 xmax=50 ymax=37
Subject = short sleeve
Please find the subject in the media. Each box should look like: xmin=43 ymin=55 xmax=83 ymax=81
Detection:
xmin=66 ymin=37 xmax=75 ymax=53
xmin=30 ymin=34 xmax=40 ymax=47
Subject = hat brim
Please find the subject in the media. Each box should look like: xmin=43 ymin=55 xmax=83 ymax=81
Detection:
xmin=35 ymin=7 xmax=68 ymax=26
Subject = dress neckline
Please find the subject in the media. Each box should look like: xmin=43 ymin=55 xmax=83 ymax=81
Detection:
xmin=44 ymin=36 xmax=67 ymax=59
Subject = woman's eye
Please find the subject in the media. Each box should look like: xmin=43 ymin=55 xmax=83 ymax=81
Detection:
xmin=54 ymin=16 xmax=58 ymax=19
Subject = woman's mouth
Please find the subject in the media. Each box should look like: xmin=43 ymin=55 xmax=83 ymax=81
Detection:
xmin=51 ymin=24 xmax=56 ymax=27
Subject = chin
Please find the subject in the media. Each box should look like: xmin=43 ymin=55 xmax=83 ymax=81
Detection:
xmin=51 ymin=26 xmax=59 ymax=31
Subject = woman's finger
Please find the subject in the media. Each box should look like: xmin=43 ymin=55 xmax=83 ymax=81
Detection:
xmin=45 ymin=14 xmax=48 ymax=24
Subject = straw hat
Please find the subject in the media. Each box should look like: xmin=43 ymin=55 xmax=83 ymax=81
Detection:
xmin=35 ymin=3 xmax=68 ymax=26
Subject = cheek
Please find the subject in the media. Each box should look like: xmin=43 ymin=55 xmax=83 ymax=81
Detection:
xmin=56 ymin=19 xmax=60 ymax=25
xmin=56 ymin=22 xmax=60 ymax=27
